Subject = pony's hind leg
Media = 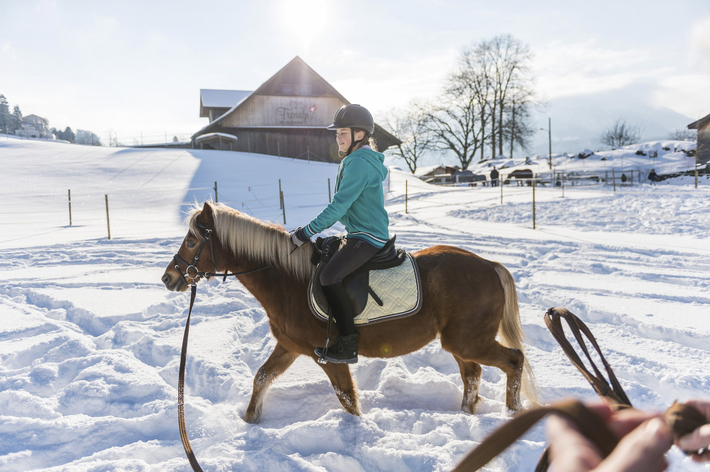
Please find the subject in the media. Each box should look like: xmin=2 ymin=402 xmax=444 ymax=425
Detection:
xmin=315 ymin=360 xmax=361 ymax=416
xmin=454 ymin=356 xmax=483 ymax=414
xmin=245 ymin=342 xmax=297 ymax=424
xmin=443 ymin=337 xmax=524 ymax=412
xmin=474 ymin=343 xmax=524 ymax=412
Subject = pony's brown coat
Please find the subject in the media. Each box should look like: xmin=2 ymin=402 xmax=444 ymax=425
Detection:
xmin=165 ymin=202 xmax=537 ymax=422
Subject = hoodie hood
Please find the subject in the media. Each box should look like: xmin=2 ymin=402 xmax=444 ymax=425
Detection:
xmin=351 ymin=147 xmax=388 ymax=181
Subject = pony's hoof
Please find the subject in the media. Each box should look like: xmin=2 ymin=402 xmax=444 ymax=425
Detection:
xmin=244 ymin=409 xmax=261 ymax=424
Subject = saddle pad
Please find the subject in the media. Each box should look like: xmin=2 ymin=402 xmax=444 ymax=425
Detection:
xmin=309 ymin=253 xmax=423 ymax=325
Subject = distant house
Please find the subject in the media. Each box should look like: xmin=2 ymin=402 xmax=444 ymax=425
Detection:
xmin=688 ymin=113 xmax=710 ymax=165
xmin=192 ymin=56 xmax=401 ymax=161
xmin=414 ymin=164 xmax=461 ymax=184
xmin=17 ymin=114 xmax=52 ymax=139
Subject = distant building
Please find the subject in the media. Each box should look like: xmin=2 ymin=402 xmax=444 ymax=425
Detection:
xmin=688 ymin=113 xmax=710 ymax=165
xmin=192 ymin=56 xmax=401 ymax=161
xmin=17 ymin=114 xmax=52 ymax=139
xmin=415 ymin=164 xmax=461 ymax=184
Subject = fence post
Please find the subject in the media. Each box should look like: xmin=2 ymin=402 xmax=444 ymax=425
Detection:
xmin=562 ymin=173 xmax=565 ymax=198
xmin=500 ymin=176 xmax=503 ymax=204
xmin=405 ymin=180 xmax=408 ymax=214
xmin=68 ymin=189 xmax=72 ymax=226
xmin=695 ymin=155 xmax=699 ymax=189
xmin=214 ymin=181 xmax=218 ymax=203
xmin=328 ymin=178 xmax=332 ymax=203
xmin=533 ymin=176 xmax=535 ymax=229
xmin=277 ymin=141 xmax=280 ymax=157
xmin=105 ymin=194 xmax=111 ymax=240
xmin=248 ymin=137 xmax=251 ymax=153
xmin=307 ymin=146 xmax=310 ymax=163
xmin=612 ymin=169 xmax=616 ymax=192
xmin=280 ymin=190 xmax=287 ymax=225
xmin=279 ymin=179 xmax=282 ymax=209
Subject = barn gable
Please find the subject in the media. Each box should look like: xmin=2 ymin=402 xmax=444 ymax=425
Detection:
xmin=192 ymin=56 xmax=401 ymax=161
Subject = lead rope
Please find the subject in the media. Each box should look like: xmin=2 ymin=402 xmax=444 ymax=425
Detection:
xmin=451 ymin=307 xmax=707 ymax=472
xmin=178 ymin=284 xmax=204 ymax=472
xmin=176 ymin=263 xmax=274 ymax=472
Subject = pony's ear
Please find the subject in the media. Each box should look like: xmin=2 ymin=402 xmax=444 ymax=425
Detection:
xmin=198 ymin=201 xmax=214 ymax=227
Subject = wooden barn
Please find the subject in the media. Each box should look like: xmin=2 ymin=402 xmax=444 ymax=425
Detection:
xmin=192 ymin=57 xmax=401 ymax=162
xmin=688 ymin=113 xmax=710 ymax=166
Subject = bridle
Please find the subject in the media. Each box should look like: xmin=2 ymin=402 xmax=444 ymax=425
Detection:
xmin=172 ymin=220 xmax=273 ymax=472
xmin=172 ymin=221 xmax=273 ymax=287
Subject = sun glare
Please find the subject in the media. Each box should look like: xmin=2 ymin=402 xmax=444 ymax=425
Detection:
xmin=279 ymin=0 xmax=330 ymax=51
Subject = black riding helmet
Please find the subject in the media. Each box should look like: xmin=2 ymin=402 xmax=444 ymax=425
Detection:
xmin=327 ymin=104 xmax=375 ymax=134
xmin=328 ymin=104 xmax=375 ymax=156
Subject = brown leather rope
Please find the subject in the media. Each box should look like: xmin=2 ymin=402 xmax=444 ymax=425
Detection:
xmin=451 ymin=307 xmax=707 ymax=471
xmin=178 ymin=285 xmax=204 ymax=472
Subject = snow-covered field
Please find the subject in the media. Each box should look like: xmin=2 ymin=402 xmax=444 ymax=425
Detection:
xmin=1 ymin=137 xmax=709 ymax=471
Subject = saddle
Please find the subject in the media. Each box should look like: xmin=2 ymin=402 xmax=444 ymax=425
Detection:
xmin=308 ymin=236 xmax=423 ymax=325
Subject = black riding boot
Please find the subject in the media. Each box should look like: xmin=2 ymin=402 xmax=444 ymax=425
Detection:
xmin=315 ymin=283 xmax=359 ymax=364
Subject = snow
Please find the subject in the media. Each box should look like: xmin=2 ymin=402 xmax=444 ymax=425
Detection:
xmin=1 ymin=135 xmax=709 ymax=471
xmin=200 ymin=89 xmax=253 ymax=109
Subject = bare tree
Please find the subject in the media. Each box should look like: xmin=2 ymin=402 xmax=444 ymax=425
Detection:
xmin=667 ymin=128 xmax=697 ymax=141
xmin=482 ymin=35 xmax=533 ymax=157
xmin=502 ymin=90 xmax=535 ymax=158
xmin=421 ymin=74 xmax=485 ymax=170
xmin=600 ymin=119 xmax=643 ymax=148
xmin=381 ymin=103 xmax=434 ymax=173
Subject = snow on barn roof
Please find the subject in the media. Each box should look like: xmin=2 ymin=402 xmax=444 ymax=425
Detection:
xmin=200 ymin=89 xmax=252 ymax=109
xmin=195 ymin=132 xmax=238 ymax=142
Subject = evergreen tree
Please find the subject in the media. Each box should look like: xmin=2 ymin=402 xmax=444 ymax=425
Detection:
xmin=63 ymin=126 xmax=76 ymax=143
xmin=12 ymin=105 xmax=23 ymax=133
xmin=76 ymin=129 xmax=101 ymax=145
xmin=0 ymin=95 xmax=9 ymax=134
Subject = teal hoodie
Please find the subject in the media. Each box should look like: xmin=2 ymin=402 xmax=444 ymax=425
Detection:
xmin=303 ymin=147 xmax=390 ymax=248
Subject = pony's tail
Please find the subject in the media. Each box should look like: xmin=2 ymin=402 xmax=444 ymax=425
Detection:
xmin=494 ymin=263 xmax=539 ymax=406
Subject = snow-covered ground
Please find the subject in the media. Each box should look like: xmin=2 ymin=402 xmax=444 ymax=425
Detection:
xmin=1 ymin=136 xmax=709 ymax=471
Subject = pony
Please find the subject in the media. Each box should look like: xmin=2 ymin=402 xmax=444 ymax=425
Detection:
xmin=162 ymin=201 xmax=537 ymax=423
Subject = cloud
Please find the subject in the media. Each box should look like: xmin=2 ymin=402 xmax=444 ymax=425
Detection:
xmin=532 ymin=40 xmax=670 ymax=99
xmin=690 ymin=15 xmax=710 ymax=71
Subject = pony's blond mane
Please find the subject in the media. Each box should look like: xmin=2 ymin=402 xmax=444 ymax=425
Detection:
xmin=187 ymin=202 xmax=315 ymax=282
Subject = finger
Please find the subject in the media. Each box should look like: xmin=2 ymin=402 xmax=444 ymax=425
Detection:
xmin=606 ymin=409 xmax=663 ymax=439
xmin=547 ymin=416 xmax=602 ymax=472
xmin=690 ymin=450 xmax=710 ymax=463
xmin=683 ymin=399 xmax=710 ymax=421
xmin=677 ymin=423 xmax=710 ymax=452
xmin=596 ymin=418 xmax=672 ymax=472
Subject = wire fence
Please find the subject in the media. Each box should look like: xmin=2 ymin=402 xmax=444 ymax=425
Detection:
xmin=3 ymin=165 xmax=707 ymax=243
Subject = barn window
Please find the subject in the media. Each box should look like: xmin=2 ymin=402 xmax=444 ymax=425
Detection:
xmin=297 ymin=85 xmax=312 ymax=95
xmin=281 ymin=85 xmax=295 ymax=94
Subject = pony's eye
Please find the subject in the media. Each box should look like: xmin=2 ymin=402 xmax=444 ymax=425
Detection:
xmin=186 ymin=240 xmax=197 ymax=249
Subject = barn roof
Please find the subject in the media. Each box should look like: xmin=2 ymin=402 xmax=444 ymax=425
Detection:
xmin=199 ymin=89 xmax=252 ymax=118
xmin=688 ymin=113 xmax=710 ymax=130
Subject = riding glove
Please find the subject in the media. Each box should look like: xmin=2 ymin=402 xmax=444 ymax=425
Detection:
xmin=290 ymin=227 xmax=310 ymax=247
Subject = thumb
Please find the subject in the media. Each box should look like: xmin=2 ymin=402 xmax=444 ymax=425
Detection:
xmin=678 ymin=423 xmax=710 ymax=451
xmin=597 ymin=418 xmax=672 ymax=472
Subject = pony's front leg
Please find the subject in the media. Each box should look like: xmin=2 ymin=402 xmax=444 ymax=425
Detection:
xmin=315 ymin=360 xmax=361 ymax=416
xmin=244 ymin=342 xmax=297 ymax=424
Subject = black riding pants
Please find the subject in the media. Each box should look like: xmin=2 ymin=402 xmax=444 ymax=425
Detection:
xmin=319 ymin=237 xmax=379 ymax=336
xmin=319 ymin=237 xmax=379 ymax=287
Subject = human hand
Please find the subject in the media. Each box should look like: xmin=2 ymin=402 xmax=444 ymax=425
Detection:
xmin=547 ymin=403 xmax=673 ymax=472
xmin=676 ymin=399 xmax=710 ymax=462
xmin=290 ymin=227 xmax=309 ymax=247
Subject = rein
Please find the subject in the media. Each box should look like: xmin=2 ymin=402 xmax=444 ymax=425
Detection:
xmin=174 ymin=222 xmax=273 ymax=472
xmin=452 ymin=307 xmax=707 ymax=471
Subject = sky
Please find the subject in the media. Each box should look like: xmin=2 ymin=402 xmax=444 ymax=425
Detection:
xmin=2 ymin=0 xmax=709 ymax=147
